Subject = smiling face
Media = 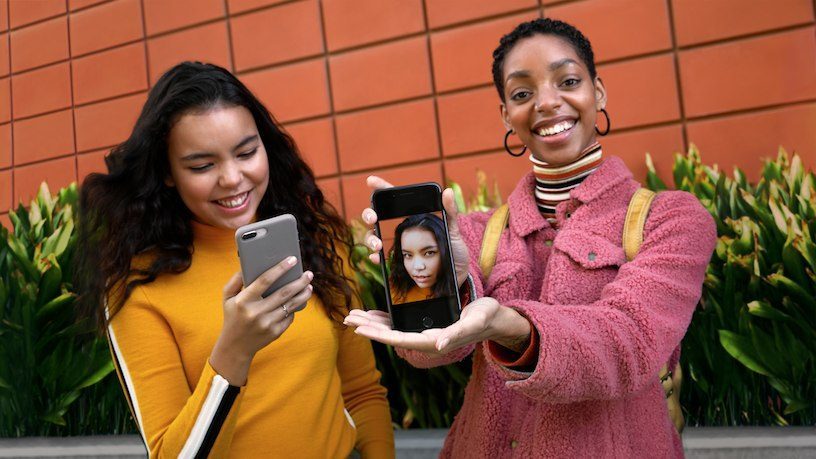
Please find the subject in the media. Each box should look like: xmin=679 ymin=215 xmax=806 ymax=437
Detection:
xmin=500 ymin=34 xmax=607 ymax=166
xmin=400 ymin=227 xmax=441 ymax=289
xmin=165 ymin=105 xmax=269 ymax=230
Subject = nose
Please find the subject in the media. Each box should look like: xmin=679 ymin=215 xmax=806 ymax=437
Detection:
xmin=218 ymin=161 xmax=242 ymax=189
xmin=412 ymin=259 xmax=425 ymax=272
xmin=534 ymin=86 xmax=561 ymax=113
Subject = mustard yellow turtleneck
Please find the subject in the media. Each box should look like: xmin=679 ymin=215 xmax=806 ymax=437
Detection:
xmin=108 ymin=221 xmax=394 ymax=458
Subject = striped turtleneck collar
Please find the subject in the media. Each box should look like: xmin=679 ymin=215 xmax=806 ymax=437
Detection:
xmin=530 ymin=142 xmax=603 ymax=222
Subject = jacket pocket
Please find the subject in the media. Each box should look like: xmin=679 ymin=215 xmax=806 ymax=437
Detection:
xmin=553 ymin=229 xmax=626 ymax=269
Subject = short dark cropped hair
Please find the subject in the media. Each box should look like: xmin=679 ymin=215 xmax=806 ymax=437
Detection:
xmin=491 ymin=18 xmax=597 ymax=101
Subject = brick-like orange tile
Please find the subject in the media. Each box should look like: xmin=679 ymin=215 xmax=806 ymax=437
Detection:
xmin=231 ymin=0 xmax=323 ymax=71
xmin=9 ymin=0 xmax=64 ymax=29
xmin=438 ymin=86 xmax=507 ymax=157
xmin=12 ymin=62 xmax=71 ymax=119
xmin=602 ymin=124 xmax=684 ymax=185
xmin=241 ymin=58 xmax=329 ymax=123
xmin=0 ymin=77 xmax=9 ymax=123
xmin=443 ymin=149 xmax=531 ymax=202
xmin=599 ymin=53 xmax=679 ymax=129
xmin=69 ymin=0 xmax=109 ymax=11
xmin=330 ymin=37 xmax=431 ymax=111
xmin=673 ymin=0 xmax=814 ymax=47
xmin=431 ymin=12 xmax=537 ymax=92
xmin=0 ymin=123 xmax=10 ymax=168
xmin=143 ymin=0 xmax=224 ymax=35
xmin=284 ymin=117 xmax=337 ymax=178
xmin=322 ymin=0 xmax=424 ymax=51
xmin=336 ymin=99 xmax=439 ymax=172
xmin=77 ymin=148 xmax=108 ymax=181
xmin=681 ymin=29 xmax=816 ymax=118
xmin=0 ymin=169 xmax=11 ymax=211
xmin=0 ymin=0 xmax=7 ymax=31
xmin=13 ymin=156 xmax=76 ymax=205
xmin=10 ymin=16 xmax=68 ymax=72
xmin=340 ymin=162 xmax=444 ymax=223
xmin=13 ymin=109 xmax=74 ymax=165
xmin=0 ymin=33 xmax=8 ymax=76
xmin=72 ymin=43 xmax=147 ymax=105
xmin=147 ymin=21 xmax=231 ymax=84
xmin=687 ymin=103 xmax=816 ymax=182
xmin=227 ymin=0 xmax=287 ymax=14
xmin=316 ymin=176 xmax=342 ymax=216
xmin=70 ymin=0 xmax=142 ymax=57
xmin=75 ymin=92 xmax=145 ymax=152
xmin=426 ymin=0 xmax=537 ymax=28
xmin=548 ymin=0 xmax=671 ymax=62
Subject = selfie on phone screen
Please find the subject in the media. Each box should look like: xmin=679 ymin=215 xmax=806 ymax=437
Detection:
xmin=386 ymin=212 xmax=453 ymax=304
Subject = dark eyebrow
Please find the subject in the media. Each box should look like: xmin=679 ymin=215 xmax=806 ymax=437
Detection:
xmin=550 ymin=58 xmax=579 ymax=71
xmin=180 ymin=135 xmax=259 ymax=161
xmin=505 ymin=70 xmax=531 ymax=84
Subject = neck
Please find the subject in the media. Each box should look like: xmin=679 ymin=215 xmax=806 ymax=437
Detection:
xmin=530 ymin=142 xmax=603 ymax=222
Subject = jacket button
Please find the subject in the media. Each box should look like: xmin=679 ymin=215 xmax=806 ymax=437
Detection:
xmin=510 ymin=440 xmax=519 ymax=449
xmin=588 ymin=251 xmax=597 ymax=261
xmin=545 ymin=240 xmax=553 ymax=246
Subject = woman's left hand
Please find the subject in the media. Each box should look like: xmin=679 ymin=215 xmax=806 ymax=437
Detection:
xmin=345 ymin=297 xmax=532 ymax=354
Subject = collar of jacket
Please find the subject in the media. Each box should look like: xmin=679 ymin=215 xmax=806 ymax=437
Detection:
xmin=507 ymin=156 xmax=633 ymax=237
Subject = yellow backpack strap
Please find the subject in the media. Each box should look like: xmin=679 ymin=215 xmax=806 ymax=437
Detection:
xmin=623 ymin=188 xmax=657 ymax=261
xmin=479 ymin=204 xmax=510 ymax=279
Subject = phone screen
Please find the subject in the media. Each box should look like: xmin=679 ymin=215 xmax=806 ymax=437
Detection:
xmin=373 ymin=184 xmax=461 ymax=331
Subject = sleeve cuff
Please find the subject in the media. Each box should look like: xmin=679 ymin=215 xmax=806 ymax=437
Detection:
xmin=487 ymin=321 xmax=539 ymax=370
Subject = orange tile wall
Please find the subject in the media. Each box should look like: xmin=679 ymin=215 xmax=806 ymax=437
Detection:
xmin=1 ymin=0 xmax=815 ymax=228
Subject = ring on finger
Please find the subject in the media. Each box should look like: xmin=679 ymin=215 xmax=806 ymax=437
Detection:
xmin=282 ymin=303 xmax=290 ymax=318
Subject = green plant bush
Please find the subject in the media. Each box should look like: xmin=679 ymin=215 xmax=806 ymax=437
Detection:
xmin=0 ymin=184 xmax=133 ymax=437
xmin=647 ymin=147 xmax=815 ymax=425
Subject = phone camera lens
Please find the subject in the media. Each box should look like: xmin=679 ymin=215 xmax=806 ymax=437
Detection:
xmin=241 ymin=231 xmax=257 ymax=240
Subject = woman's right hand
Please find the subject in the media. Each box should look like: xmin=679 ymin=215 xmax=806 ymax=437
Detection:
xmin=210 ymin=256 xmax=313 ymax=385
xmin=362 ymin=176 xmax=472 ymax=287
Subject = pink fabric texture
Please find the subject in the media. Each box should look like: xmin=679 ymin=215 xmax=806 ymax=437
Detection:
xmin=397 ymin=156 xmax=716 ymax=458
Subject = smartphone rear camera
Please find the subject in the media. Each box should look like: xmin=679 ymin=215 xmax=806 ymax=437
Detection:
xmin=241 ymin=231 xmax=257 ymax=240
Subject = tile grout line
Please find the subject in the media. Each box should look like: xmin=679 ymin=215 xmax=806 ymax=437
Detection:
xmin=665 ymin=0 xmax=689 ymax=154
xmin=420 ymin=0 xmax=447 ymax=187
xmin=65 ymin=1 xmax=80 ymax=186
xmin=138 ymin=0 xmax=151 ymax=88
xmin=315 ymin=0 xmax=346 ymax=217
xmin=222 ymin=0 xmax=237 ymax=73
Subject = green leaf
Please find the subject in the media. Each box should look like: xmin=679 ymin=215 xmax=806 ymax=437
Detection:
xmin=718 ymin=330 xmax=770 ymax=376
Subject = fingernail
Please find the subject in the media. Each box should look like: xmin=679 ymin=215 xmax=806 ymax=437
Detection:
xmin=287 ymin=256 xmax=296 ymax=266
xmin=305 ymin=271 xmax=313 ymax=280
xmin=307 ymin=284 xmax=313 ymax=291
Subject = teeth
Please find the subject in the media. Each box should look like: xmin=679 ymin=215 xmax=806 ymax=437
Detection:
xmin=216 ymin=192 xmax=248 ymax=208
xmin=537 ymin=120 xmax=575 ymax=137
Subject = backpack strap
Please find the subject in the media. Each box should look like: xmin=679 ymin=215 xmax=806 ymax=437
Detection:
xmin=623 ymin=188 xmax=657 ymax=261
xmin=478 ymin=204 xmax=509 ymax=279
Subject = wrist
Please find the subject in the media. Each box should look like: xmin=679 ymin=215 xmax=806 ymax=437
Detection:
xmin=490 ymin=306 xmax=532 ymax=352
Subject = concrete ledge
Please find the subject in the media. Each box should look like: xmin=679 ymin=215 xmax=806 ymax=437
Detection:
xmin=0 ymin=427 xmax=814 ymax=458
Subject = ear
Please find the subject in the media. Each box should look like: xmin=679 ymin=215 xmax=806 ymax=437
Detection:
xmin=593 ymin=76 xmax=608 ymax=111
xmin=164 ymin=175 xmax=175 ymax=187
xmin=499 ymin=103 xmax=513 ymax=132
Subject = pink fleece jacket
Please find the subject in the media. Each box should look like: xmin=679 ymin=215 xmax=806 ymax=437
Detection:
xmin=398 ymin=156 xmax=716 ymax=458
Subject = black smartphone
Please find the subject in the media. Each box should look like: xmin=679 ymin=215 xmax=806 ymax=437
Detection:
xmin=372 ymin=183 xmax=461 ymax=332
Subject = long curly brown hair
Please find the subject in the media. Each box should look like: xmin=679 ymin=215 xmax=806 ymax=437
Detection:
xmin=75 ymin=62 xmax=354 ymax=330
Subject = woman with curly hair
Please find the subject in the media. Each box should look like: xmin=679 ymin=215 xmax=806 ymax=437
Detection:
xmin=76 ymin=62 xmax=393 ymax=458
